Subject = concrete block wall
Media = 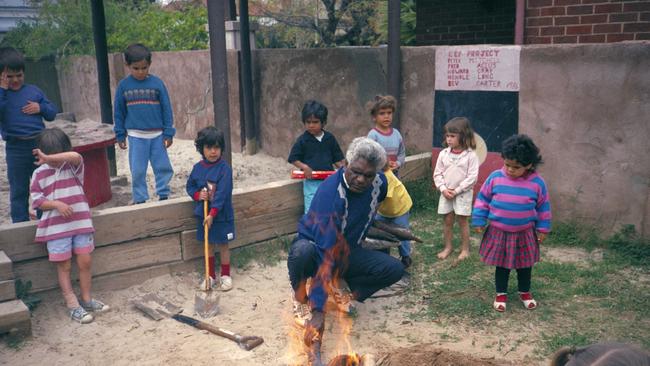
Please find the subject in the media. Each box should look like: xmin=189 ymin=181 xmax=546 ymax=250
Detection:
xmin=525 ymin=0 xmax=650 ymax=44
xmin=416 ymin=0 xmax=516 ymax=45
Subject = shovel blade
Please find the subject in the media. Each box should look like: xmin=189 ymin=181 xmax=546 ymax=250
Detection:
xmin=194 ymin=291 xmax=220 ymax=318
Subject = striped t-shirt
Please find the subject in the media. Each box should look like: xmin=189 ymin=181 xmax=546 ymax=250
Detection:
xmin=30 ymin=160 xmax=94 ymax=242
xmin=472 ymin=168 xmax=551 ymax=233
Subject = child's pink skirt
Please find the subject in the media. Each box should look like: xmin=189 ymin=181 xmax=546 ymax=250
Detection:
xmin=479 ymin=225 xmax=539 ymax=269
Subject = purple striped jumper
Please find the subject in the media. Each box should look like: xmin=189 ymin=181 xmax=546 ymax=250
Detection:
xmin=472 ymin=168 xmax=551 ymax=233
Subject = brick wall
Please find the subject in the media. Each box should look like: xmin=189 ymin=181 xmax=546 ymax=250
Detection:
xmin=526 ymin=0 xmax=650 ymax=44
xmin=416 ymin=0 xmax=516 ymax=45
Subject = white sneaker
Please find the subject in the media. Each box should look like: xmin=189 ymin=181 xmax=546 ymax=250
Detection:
xmin=199 ymin=276 xmax=216 ymax=290
xmin=292 ymin=300 xmax=312 ymax=327
xmin=215 ymin=275 xmax=233 ymax=291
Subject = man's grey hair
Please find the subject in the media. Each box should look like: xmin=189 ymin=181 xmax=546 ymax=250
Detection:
xmin=345 ymin=137 xmax=387 ymax=171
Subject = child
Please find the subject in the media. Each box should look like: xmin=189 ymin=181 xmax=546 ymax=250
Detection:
xmin=376 ymin=164 xmax=414 ymax=268
xmin=366 ymin=95 xmax=405 ymax=175
xmin=0 ymin=47 xmax=58 ymax=223
xmin=550 ymin=342 xmax=650 ymax=366
xmin=472 ymin=134 xmax=551 ymax=312
xmin=113 ymin=43 xmax=175 ymax=204
xmin=186 ymin=126 xmax=235 ymax=291
xmin=30 ymin=128 xmax=109 ymax=323
xmin=288 ymin=100 xmax=345 ymax=214
xmin=433 ymin=117 xmax=479 ymax=260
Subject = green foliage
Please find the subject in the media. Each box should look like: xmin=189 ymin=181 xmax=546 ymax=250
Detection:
xmin=15 ymin=279 xmax=41 ymax=312
xmin=373 ymin=0 xmax=418 ymax=46
xmin=254 ymin=0 xmax=384 ymax=48
xmin=0 ymin=0 xmax=208 ymax=59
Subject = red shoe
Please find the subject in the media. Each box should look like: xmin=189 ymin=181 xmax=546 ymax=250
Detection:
xmin=519 ymin=292 xmax=537 ymax=310
xmin=493 ymin=293 xmax=507 ymax=312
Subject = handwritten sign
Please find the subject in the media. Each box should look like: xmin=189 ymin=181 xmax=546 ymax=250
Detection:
xmin=435 ymin=46 xmax=520 ymax=92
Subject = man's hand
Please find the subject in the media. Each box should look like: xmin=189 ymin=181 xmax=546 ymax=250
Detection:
xmin=55 ymin=201 xmax=73 ymax=218
xmin=203 ymin=215 xmax=213 ymax=229
xmin=536 ymin=232 xmax=547 ymax=244
xmin=164 ymin=138 xmax=173 ymax=149
xmin=118 ymin=141 xmax=127 ymax=150
xmin=22 ymin=101 xmax=41 ymax=115
xmin=303 ymin=309 xmax=324 ymax=347
xmin=32 ymin=148 xmax=49 ymax=166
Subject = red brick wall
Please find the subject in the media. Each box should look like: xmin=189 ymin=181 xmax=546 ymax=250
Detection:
xmin=416 ymin=0 xmax=516 ymax=45
xmin=525 ymin=0 xmax=650 ymax=44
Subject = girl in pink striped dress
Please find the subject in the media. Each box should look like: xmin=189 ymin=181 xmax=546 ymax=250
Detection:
xmin=30 ymin=128 xmax=108 ymax=324
xmin=472 ymin=134 xmax=551 ymax=312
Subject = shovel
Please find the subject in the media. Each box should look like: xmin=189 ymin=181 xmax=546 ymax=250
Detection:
xmin=194 ymin=191 xmax=220 ymax=318
xmin=133 ymin=294 xmax=264 ymax=351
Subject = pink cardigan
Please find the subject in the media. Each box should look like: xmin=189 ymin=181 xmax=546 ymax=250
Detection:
xmin=433 ymin=147 xmax=479 ymax=194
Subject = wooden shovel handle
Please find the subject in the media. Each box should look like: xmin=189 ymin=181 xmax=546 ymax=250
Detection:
xmin=203 ymin=191 xmax=210 ymax=291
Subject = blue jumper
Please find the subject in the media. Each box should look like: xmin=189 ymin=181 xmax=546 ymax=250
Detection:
xmin=0 ymin=85 xmax=57 ymax=140
xmin=113 ymin=75 xmax=175 ymax=142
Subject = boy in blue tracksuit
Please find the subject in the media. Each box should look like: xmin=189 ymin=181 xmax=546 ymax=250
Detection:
xmin=0 ymin=47 xmax=58 ymax=222
xmin=113 ymin=43 xmax=175 ymax=204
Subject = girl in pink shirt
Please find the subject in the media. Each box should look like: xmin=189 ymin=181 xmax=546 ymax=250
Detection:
xmin=433 ymin=117 xmax=479 ymax=261
xmin=30 ymin=128 xmax=109 ymax=323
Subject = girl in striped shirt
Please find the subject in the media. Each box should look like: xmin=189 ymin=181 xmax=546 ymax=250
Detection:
xmin=472 ymin=134 xmax=551 ymax=312
xmin=30 ymin=128 xmax=108 ymax=323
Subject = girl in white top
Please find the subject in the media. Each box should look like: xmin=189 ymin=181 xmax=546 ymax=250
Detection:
xmin=433 ymin=117 xmax=479 ymax=260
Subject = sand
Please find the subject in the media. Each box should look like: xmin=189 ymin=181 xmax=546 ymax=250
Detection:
xmin=0 ymin=137 xmax=295 ymax=226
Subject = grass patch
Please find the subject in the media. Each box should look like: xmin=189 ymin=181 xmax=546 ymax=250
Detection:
xmin=402 ymin=177 xmax=650 ymax=358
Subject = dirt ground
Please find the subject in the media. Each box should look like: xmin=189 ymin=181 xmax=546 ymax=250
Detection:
xmin=0 ymin=263 xmax=536 ymax=366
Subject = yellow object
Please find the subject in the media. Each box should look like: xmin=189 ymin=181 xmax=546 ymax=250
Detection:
xmin=378 ymin=169 xmax=412 ymax=217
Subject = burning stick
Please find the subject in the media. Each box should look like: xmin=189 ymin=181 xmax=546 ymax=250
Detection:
xmin=371 ymin=220 xmax=423 ymax=243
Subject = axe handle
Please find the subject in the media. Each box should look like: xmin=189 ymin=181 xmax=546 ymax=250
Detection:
xmin=172 ymin=314 xmax=264 ymax=350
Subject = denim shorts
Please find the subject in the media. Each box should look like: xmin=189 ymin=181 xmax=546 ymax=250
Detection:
xmin=46 ymin=233 xmax=95 ymax=262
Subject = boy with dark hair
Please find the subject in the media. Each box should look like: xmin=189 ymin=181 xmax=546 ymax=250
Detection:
xmin=288 ymin=100 xmax=345 ymax=214
xmin=186 ymin=126 xmax=235 ymax=291
xmin=113 ymin=43 xmax=175 ymax=204
xmin=0 ymin=46 xmax=58 ymax=222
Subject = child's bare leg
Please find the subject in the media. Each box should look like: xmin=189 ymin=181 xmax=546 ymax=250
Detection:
xmin=56 ymin=259 xmax=79 ymax=308
xmin=457 ymin=216 xmax=470 ymax=260
xmin=76 ymin=254 xmax=92 ymax=303
xmin=438 ymin=213 xmax=455 ymax=259
xmin=218 ymin=244 xmax=230 ymax=266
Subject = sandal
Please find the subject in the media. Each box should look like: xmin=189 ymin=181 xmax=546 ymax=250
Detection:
xmin=519 ymin=292 xmax=537 ymax=310
xmin=493 ymin=293 xmax=507 ymax=312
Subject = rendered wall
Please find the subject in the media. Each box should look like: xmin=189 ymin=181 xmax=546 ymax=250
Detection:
xmin=56 ymin=43 xmax=650 ymax=235
xmin=520 ymin=43 xmax=650 ymax=235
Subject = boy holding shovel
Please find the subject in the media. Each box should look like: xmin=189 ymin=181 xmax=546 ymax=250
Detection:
xmin=186 ymin=126 xmax=235 ymax=292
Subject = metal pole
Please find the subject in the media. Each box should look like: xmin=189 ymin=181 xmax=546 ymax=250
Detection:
xmin=226 ymin=0 xmax=237 ymax=21
xmin=90 ymin=0 xmax=117 ymax=176
xmin=239 ymin=0 xmax=257 ymax=155
xmin=207 ymin=0 xmax=232 ymax=165
xmin=387 ymin=0 xmax=401 ymax=130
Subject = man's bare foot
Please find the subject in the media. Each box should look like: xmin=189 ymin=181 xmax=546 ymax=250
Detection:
xmin=457 ymin=250 xmax=470 ymax=260
xmin=437 ymin=248 xmax=453 ymax=259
